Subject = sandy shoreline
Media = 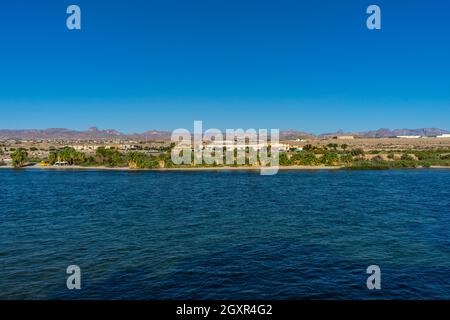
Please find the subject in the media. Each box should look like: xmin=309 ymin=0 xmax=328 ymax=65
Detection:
xmin=0 ymin=164 xmax=341 ymax=171
xmin=1 ymin=164 xmax=449 ymax=171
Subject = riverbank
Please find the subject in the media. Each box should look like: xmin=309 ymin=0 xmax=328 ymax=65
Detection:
xmin=1 ymin=163 xmax=449 ymax=171
xmin=0 ymin=164 xmax=341 ymax=171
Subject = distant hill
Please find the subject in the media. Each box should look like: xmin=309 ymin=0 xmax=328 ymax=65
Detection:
xmin=0 ymin=127 xmax=172 ymax=141
xmin=319 ymin=128 xmax=450 ymax=138
xmin=279 ymin=129 xmax=315 ymax=140
xmin=0 ymin=127 xmax=448 ymax=141
xmin=363 ymin=128 xmax=450 ymax=138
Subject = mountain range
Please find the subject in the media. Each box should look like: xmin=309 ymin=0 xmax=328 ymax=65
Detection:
xmin=0 ymin=127 xmax=448 ymax=141
xmin=319 ymin=128 xmax=450 ymax=138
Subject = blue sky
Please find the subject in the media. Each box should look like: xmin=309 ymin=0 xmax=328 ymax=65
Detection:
xmin=0 ymin=0 xmax=449 ymax=133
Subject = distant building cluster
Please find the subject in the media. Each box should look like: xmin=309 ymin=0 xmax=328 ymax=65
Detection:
xmin=396 ymin=134 xmax=450 ymax=139
xmin=0 ymin=139 xmax=171 ymax=164
xmin=70 ymin=144 xmax=140 ymax=151
xmin=201 ymin=141 xmax=297 ymax=152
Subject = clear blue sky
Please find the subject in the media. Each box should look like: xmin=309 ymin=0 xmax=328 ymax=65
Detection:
xmin=0 ymin=0 xmax=449 ymax=133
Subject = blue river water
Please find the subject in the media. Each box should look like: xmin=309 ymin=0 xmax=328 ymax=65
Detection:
xmin=1 ymin=168 xmax=450 ymax=299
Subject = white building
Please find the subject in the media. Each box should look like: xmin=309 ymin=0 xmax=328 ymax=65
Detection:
xmin=437 ymin=134 xmax=450 ymax=138
xmin=202 ymin=141 xmax=291 ymax=152
xmin=71 ymin=145 xmax=101 ymax=151
xmin=397 ymin=135 xmax=421 ymax=139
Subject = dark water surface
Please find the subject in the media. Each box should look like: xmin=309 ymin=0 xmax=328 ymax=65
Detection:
xmin=1 ymin=169 xmax=450 ymax=299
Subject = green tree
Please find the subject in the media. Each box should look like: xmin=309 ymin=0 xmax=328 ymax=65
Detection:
xmin=294 ymin=152 xmax=319 ymax=165
xmin=47 ymin=147 xmax=85 ymax=165
xmin=126 ymin=152 xmax=160 ymax=169
xmin=350 ymin=148 xmax=365 ymax=156
xmin=11 ymin=148 xmax=28 ymax=168
xmin=48 ymin=151 xmax=58 ymax=164
xmin=279 ymin=153 xmax=292 ymax=166
xmin=95 ymin=147 xmax=125 ymax=167
xmin=59 ymin=147 xmax=85 ymax=165
xmin=340 ymin=154 xmax=353 ymax=164
xmin=371 ymin=155 xmax=385 ymax=162
xmin=401 ymin=153 xmax=414 ymax=161
xmin=327 ymin=143 xmax=338 ymax=151
xmin=126 ymin=152 xmax=144 ymax=168
xmin=321 ymin=152 xmax=339 ymax=166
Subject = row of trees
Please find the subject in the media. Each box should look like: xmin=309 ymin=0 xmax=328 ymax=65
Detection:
xmin=126 ymin=152 xmax=160 ymax=169
xmin=48 ymin=147 xmax=85 ymax=165
xmin=9 ymin=146 xmax=357 ymax=169
xmin=303 ymin=144 xmax=353 ymax=153
xmin=47 ymin=147 xmax=161 ymax=169
xmin=9 ymin=144 xmax=449 ymax=169
xmin=280 ymin=151 xmax=343 ymax=166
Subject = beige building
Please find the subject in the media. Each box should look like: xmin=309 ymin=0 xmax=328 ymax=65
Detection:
xmin=397 ymin=135 xmax=421 ymax=139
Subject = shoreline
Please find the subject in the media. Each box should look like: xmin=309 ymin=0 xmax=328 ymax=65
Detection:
xmin=1 ymin=164 xmax=449 ymax=171
xmin=0 ymin=164 xmax=341 ymax=171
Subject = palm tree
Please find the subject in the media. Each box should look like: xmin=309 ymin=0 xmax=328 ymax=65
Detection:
xmin=126 ymin=152 xmax=145 ymax=169
xmin=11 ymin=148 xmax=29 ymax=168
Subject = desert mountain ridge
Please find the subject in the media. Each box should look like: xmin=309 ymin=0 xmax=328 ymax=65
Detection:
xmin=0 ymin=127 xmax=448 ymax=141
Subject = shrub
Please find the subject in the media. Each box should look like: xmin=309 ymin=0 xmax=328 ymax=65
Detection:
xmin=371 ymin=155 xmax=384 ymax=162
xmin=296 ymin=152 xmax=319 ymax=166
xmin=350 ymin=148 xmax=365 ymax=156
xmin=303 ymin=144 xmax=315 ymax=152
xmin=95 ymin=147 xmax=126 ymax=167
xmin=348 ymin=160 xmax=389 ymax=170
xmin=279 ymin=153 xmax=293 ymax=166
xmin=420 ymin=161 xmax=432 ymax=168
xmin=400 ymin=154 xmax=414 ymax=161
xmin=399 ymin=161 xmax=418 ymax=168
xmin=126 ymin=152 xmax=160 ymax=169
xmin=340 ymin=154 xmax=353 ymax=164
xmin=321 ymin=152 xmax=339 ymax=166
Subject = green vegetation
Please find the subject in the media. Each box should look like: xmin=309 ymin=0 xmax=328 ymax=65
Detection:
xmin=340 ymin=154 xmax=354 ymax=164
xmin=294 ymin=151 xmax=320 ymax=165
xmin=48 ymin=147 xmax=85 ymax=165
xmin=94 ymin=147 xmax=127 ymax=167
xmin=279 ymin=153 xmax=292 ymax=166
xmin=4 ymin=141 xmax=449 ymax=171
xmin=320 ymin=152 xmax=339 ymax=166
xmin=11 ymin=148 xmax=29 ymax=168
xmin=44 ymin=146 xmax=162 ymax=169
xmin=400 ymin=153 xmax=415 ymax=161
xmin=349 ymin=159 xmax=419 ymax=170
xmin=350 ymin=148 xmax=365 ymax=156
xmin=126 ymin=152 xmax=160 ymax=169
xmin=327 ymin=143 xmax=338 ymax=151
xmin=285 ymin=147 xmax=450 ymax=169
